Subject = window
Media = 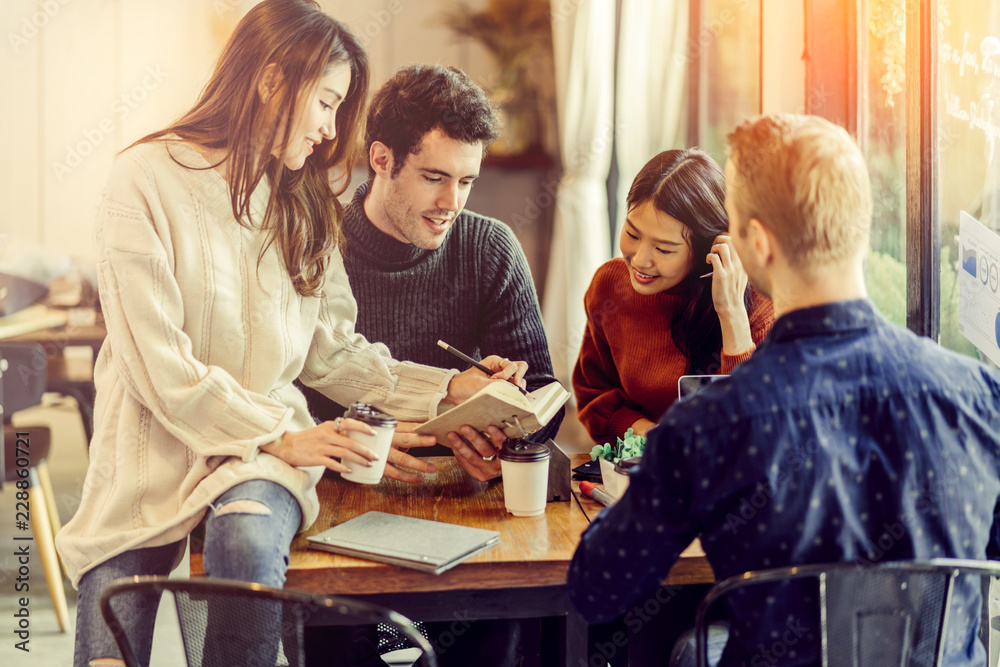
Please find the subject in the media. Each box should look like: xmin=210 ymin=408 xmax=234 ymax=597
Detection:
xmin=690 ymin=0 xmax=762 ymax=159
xmin=936 ymin=0 xmax=1000 ymax=358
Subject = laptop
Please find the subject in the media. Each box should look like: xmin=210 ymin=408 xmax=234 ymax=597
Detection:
xmin=677 ymin=374 xmax=727 ymax=400
xmin=306 ymin=511 xmax=500 ymax=575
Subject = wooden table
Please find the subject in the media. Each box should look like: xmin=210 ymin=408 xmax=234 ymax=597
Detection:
xmin=194 ymin=456 xmax=593 ymax=665
xmin=190 ymin=454 xmax=715 ymax=665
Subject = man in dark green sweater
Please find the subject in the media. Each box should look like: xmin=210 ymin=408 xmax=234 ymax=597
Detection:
xmin=303 ymin=64 xmax=562 ymax=667
xmin=303 ymin=64 xmax=562 ymax=484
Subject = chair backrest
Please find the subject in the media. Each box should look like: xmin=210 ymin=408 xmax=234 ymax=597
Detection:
xmin=695 ymin=559 xmax=1000 ymax=667
xmin=0 ymin=343 xmax=47 ymax=421
xmin=100 ymin=576 xmax=439 ymax=667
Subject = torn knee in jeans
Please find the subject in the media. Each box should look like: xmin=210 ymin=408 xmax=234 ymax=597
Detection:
xmin=89 ymin=660 xmax=126 ymax=667
xmin=214 ymin=499 xmax=272 ymax=517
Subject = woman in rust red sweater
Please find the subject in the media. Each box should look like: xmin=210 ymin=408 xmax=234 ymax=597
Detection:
xmin=573 ymin=149 xmax=774 ymax=444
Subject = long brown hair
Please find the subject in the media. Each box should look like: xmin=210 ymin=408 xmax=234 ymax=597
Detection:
xmin=627 ymin=149 xmax=757 ymax=374
xmin=134 ymin=0 xmax=370 ymax=297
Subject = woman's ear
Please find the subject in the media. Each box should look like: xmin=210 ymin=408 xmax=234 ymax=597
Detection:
xmin=258 ymin=63 xmax=283 ymax=103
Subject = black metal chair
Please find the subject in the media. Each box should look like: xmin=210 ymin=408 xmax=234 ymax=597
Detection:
xmin=0 ymin=342 xmax=69 ymax=632
xmin=695 ymin=558 xmax=1000 ymax=667
xmin=100 ymin=576 xmax=438 ymax=667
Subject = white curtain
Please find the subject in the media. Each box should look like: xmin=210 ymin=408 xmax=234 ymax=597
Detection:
xmin=542 ymin=0 xmax=617 ymax=388
xmin=613 ymin=0 xmax=689 ymax=239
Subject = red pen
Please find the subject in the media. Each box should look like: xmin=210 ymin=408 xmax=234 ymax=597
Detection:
xmin=580 ymin=480 xmax=616 ymax=507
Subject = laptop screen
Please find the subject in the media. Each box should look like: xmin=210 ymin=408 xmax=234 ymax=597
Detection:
xmin=677 ymin=374 xmax=727 ymax=400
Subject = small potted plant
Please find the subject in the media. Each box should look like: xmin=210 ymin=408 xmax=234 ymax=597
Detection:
xmin=590 ymin=429 xmax=646 ymax=499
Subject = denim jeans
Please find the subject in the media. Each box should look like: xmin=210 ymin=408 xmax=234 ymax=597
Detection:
xmin=669 ymin=622 xmax=729 ymax=667
xmin=73 ymin=479 xmax=301 ymax=667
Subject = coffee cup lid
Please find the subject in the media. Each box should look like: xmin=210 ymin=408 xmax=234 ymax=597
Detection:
xmin=614 ymin=456 xmax=642 ymax=474
xmin=345 ymin=402 xmax=397 ymax=428
xmin=499 ymin=438 xmax=551 ymax=462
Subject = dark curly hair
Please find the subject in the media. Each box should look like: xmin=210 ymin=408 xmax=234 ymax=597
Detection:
xmin=365 ymin=64 xmax=502 ymax=178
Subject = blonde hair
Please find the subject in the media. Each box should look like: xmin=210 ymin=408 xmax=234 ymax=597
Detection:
xmin=726 ymin=113 xmax=872 ymax=267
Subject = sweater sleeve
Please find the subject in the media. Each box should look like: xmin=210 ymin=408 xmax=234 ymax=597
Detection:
xmin=572 ymin=266 xmax=648 ymax=444
xmin=95 ymin=152 xmax=293 ymax=463
xmin=720 ymin=291 xmax=776 ymax=373
xmin=300 ymin=248 xmax=458 ymax=423
xmin=479 ymin=223 xmax=564 ymax=442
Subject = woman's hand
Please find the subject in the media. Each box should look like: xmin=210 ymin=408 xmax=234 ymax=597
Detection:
xmin=443 ymin=356 xmax=528 ymax=405
xmin=259 ymin=418 xmax=381 ymax=474
xmin=706 ymin=234 xmax=753 ymax=354
xmin=629 ymin=418 xmax=657 ymax=438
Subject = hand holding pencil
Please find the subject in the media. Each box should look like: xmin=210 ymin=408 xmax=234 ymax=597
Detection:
xmin=438 ymin=340 xmax=529 ymax=403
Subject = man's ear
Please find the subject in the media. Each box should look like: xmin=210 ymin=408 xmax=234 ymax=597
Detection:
xmin=747 ymin=217 xmax=776 ymax=267
xmin=257 ymin=63 xmax=283 ymax=103
xmin=369 ymin=141 xmax=394 ymax=178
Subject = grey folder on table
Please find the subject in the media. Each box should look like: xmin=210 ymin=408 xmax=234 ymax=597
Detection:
xmin=306 ymin=511 xmax=501 ymax=575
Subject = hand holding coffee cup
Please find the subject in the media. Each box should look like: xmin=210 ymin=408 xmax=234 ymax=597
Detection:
xmin=339 ymin=402 xmax=398 ymax=485
xmin=259 ymin=416 xmax=385 ymax=474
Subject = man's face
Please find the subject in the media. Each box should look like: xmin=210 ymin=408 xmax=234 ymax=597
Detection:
xmin=724 ymin=158 xmax=771 ymax=300
xmin=374 ymin=128 xmax=483 ymax=250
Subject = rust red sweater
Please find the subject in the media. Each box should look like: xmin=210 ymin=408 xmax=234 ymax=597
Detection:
xmin=573 ymin=258 xmax=774 ymax=444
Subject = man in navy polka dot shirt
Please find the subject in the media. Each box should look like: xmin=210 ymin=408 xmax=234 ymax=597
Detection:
xmin=568 ymin=113 xmax=1000 ymax=666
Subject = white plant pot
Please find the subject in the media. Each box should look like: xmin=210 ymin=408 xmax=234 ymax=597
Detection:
xmin=599 ymin=458 xmax=630 ymax=500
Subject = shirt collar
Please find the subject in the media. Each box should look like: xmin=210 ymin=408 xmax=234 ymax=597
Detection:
xmin=766 ymin=299 xmax=881 ymax=344
xmin=342 ymin=182 xmax=432 ymax=268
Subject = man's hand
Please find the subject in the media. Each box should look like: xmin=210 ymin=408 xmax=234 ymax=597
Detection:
xmin=443 ymin=356 xmax=528 ymax=405
xmin=448 ymin=424 xmax=507 ymax=482
xmin=381 ymin=421 xmax=439 ymax=484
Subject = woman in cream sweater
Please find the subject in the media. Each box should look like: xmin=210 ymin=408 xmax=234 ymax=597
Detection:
xmin=56 ymin=2 xmax=524 ymax=665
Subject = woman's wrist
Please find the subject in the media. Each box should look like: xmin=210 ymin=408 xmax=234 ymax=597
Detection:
xmin=718 ymin=308 xmax=753 ymax=355
xmin=260 ymin=431 xmax=287 ymax=456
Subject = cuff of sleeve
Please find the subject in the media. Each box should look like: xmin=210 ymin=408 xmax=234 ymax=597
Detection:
xmin=720 ymin=343 xmax=757 ymax=373
xmin=241 ymin=408 xmax=296 ymax=463
xmin=380 ymin=363 xmax=459 ymax=422
xmin=606 ymin=408 xmax=647 ymax=443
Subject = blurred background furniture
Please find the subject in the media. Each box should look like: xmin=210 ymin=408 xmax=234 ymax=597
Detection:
xmin=100 ymin=576 xmax=438 ymax=667
xmin=1 ymin=342 xmax=69 ymax=632
xmin=694 ymin=559 xmax=1000 ymax=667
xmin=3 ymin=313 xmax=104 ymax=445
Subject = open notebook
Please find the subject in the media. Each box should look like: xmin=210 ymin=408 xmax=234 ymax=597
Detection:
xmin=306 ymin=511 xmax=500 ymax=575
xmin=414 ymin=380 xmax=570 ymax=444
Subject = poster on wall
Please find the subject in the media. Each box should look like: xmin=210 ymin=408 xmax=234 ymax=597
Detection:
xmin=959 ymin=210 xmax=1000 ymax=365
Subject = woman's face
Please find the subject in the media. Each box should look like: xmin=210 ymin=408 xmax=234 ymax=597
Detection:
xmin=277 ymin=61 xmax=352 ymax=171
xmin=619 ymin=200 xmax=695 ymax=295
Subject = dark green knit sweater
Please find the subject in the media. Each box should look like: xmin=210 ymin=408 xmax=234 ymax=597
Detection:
xmin=303 ymin=182 xmax=563 ymax=444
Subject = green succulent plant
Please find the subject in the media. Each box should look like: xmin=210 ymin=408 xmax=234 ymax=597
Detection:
xmin=590 ymin=428 xmax=646 ymax=464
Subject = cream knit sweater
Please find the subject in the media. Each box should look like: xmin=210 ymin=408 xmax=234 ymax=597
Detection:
xmin=56 ymin=139 xmax=457 ymax=587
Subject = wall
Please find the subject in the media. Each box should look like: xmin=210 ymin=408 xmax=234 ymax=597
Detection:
xmin=0 ymin=0 xmax=499 ymax=262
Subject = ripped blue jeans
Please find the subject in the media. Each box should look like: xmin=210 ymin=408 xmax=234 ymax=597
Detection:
xmin=73 ymin=479 xmax=301 ymax=667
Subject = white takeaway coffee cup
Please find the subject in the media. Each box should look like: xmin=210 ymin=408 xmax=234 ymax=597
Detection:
xmin=339 ymin=402 xmax=397 ymax=485
xmin=499 ymin=439 xmax=551 ymax=517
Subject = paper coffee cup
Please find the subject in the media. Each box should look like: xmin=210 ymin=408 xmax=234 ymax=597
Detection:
xmin=340 ymin=403 xmax=397 ymax=485
xmin=499 ymin=439 xmax=551 ymax=517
